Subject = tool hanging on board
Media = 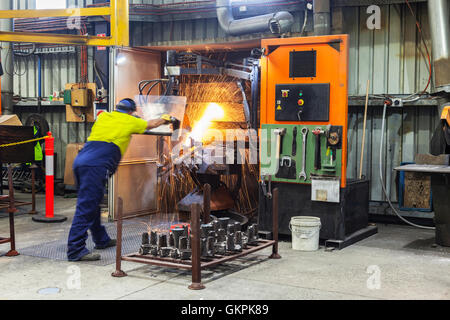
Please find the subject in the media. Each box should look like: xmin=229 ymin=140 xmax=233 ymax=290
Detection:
xmin=299 ymin=127 xmax=308 ymax=181
xmin=312 ymin=128 xmax=324 ymax=171
xmin=276 ymin=127 xmax=297 ymax=180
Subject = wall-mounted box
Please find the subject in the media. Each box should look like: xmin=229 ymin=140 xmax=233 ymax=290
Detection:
xmin=71 ymin=88 xmax=89 ymax=107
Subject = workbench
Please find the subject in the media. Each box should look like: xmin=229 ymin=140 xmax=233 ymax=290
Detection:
xmin=395 ymin=164 xmax=450 ymax=247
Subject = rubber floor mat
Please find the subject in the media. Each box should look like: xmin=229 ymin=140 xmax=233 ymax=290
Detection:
xmin=18 ymin=220 xmax=148 ymax=266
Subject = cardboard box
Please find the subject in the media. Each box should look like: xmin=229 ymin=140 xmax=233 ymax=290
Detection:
xmin=0 ymin=114 xmax=23 ymax=126
xmin=64 ymin=143 xmax=84 ymax=186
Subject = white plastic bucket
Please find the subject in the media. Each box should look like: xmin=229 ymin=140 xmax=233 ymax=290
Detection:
xmin=289 ymin=216 xmax=321 ymax=251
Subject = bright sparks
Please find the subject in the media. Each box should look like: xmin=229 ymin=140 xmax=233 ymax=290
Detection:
xmin=185 ymin=103 xmax=225 ymax=146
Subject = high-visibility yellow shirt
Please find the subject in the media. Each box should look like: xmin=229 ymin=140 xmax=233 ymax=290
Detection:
xmin=87 ymin=111 xmax=147 ymax=155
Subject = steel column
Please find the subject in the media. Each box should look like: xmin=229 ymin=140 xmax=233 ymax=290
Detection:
xmin=5 ymin=165 xmax=18 ymax=257
xmin=28 ymin=165 xmax=37 ymax=215
xmin=269 ymin=188 xmax=281 ymax=259
xmin=112 ymin=197 xmax=127 ymax=277
xmin=188 ymin=203 xmax=205 ymax=290
xmin=203 ymin=183 xmax=211 ymax=224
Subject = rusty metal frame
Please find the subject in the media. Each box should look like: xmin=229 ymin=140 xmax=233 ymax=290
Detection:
xmin=0 ymin=166 xmax=29 ymax=257
xmin=0 ymin=0 xmax=129 ymax=47
xmin=112 ymin=185 xmax=281 ymax=289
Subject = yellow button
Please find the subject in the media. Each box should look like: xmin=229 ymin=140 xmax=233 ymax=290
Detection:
xmin=298 ymin=99 xmax=304 ymax=106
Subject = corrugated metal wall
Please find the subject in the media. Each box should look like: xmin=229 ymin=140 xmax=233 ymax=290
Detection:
xmin=343 ymin=3 xmax=433 ymax=96
xmin=10 ymin=0 xmax=442 ymax=204
xmin=12 ymin=0 xmax=95 ymax=180
xmin=347 ymin=105 xmax=438 ymax=202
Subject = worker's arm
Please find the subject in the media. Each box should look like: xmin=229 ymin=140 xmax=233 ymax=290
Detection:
xmin=146 ymin=118 xmax=167 ymax=130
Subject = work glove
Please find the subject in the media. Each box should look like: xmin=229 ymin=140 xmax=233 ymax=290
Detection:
xmin=161 ymin=114 xmax=177 ymax=124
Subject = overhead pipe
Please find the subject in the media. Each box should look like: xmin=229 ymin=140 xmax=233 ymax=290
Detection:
xmin=216 ymin=0 xmax=294 ymax=36
xmin=0 ymin=0 xmax=13 ymax=115
xmin=313 ymin=0 xmax=330 ymax=36
xmin=427 ymin=0 xmax=450 ymax=92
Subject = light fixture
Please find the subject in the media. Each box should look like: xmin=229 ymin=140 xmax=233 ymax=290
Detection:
xmin=36 ymin=0 xmax=66 ymax=10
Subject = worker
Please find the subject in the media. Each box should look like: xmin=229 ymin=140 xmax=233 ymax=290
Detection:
xmin=67 ymin=98 xmax=175 ymax=261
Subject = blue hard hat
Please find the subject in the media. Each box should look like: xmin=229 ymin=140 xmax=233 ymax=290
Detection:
xmin=116 ymin=98 xmax=137 ymax=112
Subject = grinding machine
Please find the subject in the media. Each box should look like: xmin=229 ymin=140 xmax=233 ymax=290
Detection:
xmin=124 ymin=36 xmax=377 ymax=250
xmin=156 ymin=49 xmax=261 ymax=223
xmin=257 ymin=35 xmax=377 ymax=249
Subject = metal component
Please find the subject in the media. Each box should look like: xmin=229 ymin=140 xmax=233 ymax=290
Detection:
xmin=168 ymin=232 xmax=175 ymax=247
xmin=234 ymin=231 xmax=243 ymax=252
xmin=216 ymin=0 xmax=294 ymax=36
xmin=170 ymin=248 xmax=179 ymax=259
xmin=427 ymin=0 xmax=450 ymax=92
xmin=179 ymin=236 xmax=188 ymax=250
xmin=292 ymin=126 xmax=298 ymax=157
xmin=157 ymin=234 xmax=168 ymax=250
xmin=261 ymin=175 xmax=272 ymax=199
xmin=207 ymin=236 xmax=215 ymax=257
xmin=171 ymin=228 xmax=184 ymax=249
xmin=150 ymin=246 xmax=158 ymax=256
xmin=237 ymin=81 xmax=251 ymax=129
xmin=28 ymin=165 xmax=37 ymax=215
xmin=180 ymin=250 xmax=192 ymax=260
xmin=227 ymin=223 xmax=235 ymax=235
xmin=269 ymin=188 xmax=281 ymax=259
xmin=139 ymin=244 xmax=151 ymax=255
xmin=217 ymin=228 xmax=227 ymax=243
xmin=141 ymin=232 xmax=149 ymax=245
xmin=280 ymin=156 xmax=292 ymax=168
xmin=242 ymin=233 xmax=248 ymax=249
xmin=299 ymin=127 xmax=309 ymax=181
xmin=214 ymin=242 xmax=227 ymax=255
xmin=150 ymin=231 xmax=157 ymax=246
xmin=212 ymin=220 xmax=220 ymax=233
xmin=226 ymin=233 xmax=235 ymax=252
xmin=253 ymin=223 xmax=259 ymax=237
xmin=200 ymin=223 xmax=214 ymax=238
xmin=263 ymin=128 xmax=286 ymax=177
xmin=218 ymin=217 xmax=230 ymax=230
xmin=160 ymin=247 xmax=171 ymax=258
xmin=234 ymin=221 xmax=241 ymax=232
xmin=182 ymin=225 xmax=189 ymax=238
xmin=200 ymin=238 xmax=208 ymax=257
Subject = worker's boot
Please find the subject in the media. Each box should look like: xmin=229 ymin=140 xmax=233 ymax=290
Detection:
xmin=94 ymin=239 xmax=117 ymax=250
xmin=79 ymin=253 xmax=101 ymax=261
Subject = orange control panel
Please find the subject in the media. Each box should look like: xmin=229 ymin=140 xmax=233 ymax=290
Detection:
xmin=260 ymin=35 xmax=349 ymax=187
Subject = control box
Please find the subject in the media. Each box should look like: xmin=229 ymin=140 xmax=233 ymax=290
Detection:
xmin=275 ymin=84 xmax=330 ymax=122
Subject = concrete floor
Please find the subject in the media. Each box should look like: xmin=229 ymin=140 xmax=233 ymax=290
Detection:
xmin=0 ymin=192 xmax=449 ymax=300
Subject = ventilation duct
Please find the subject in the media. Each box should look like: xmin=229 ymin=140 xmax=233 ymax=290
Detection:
xmin=427 ymin=0 xmax=450 ymax=92
xmin=313 ymin=0 xmax=331 ymax=36
xmin=216 ymin=0 xmax=294 ymax=36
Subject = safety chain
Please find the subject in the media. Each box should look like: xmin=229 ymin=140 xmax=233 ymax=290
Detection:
xmin=0 ymin=136 xmax=49 ymax=148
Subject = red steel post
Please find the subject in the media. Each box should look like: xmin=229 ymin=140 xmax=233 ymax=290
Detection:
xmin=188 ymin=203 xmax=205 ymax=290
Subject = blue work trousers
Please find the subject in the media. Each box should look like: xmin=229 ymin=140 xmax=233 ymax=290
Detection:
xmin=67 ymin=166 xmax=111 ymax=261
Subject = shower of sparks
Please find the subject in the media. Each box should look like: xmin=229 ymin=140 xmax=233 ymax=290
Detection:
xmin=184 ymin=102 xmax=225 ymax=147
xmin=151 ymin=74 xmax=258 ymax=226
